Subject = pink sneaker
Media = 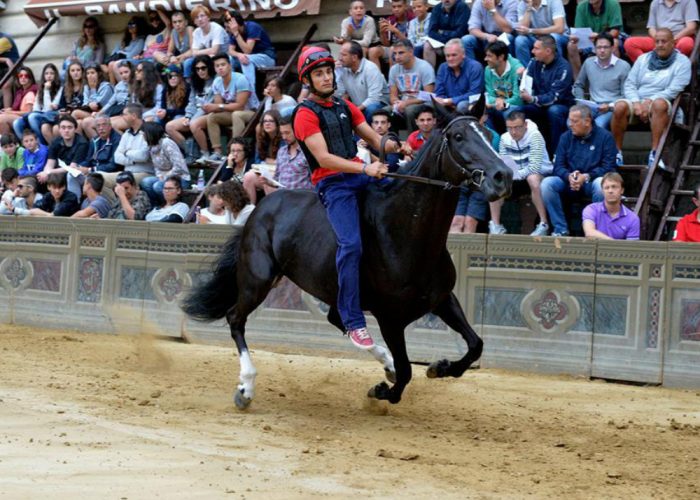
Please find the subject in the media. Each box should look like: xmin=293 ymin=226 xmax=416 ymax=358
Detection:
xmin=347 ymin=327 xmax=375 ymax=350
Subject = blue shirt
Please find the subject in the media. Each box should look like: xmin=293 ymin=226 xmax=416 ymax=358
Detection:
xmin=20 ymin=144 xmax=48 ymax=176
xmin=553 ymin=125 xmax=617 ymax=181
xmin=435 ymin=58 xmax=484 ymax=105
xmin=212 ymin=71 xmax=258 ymax=109
xmin=80 ymin=130 xmax=122 ymax=173
xmin=527 ymin=54 xmax=575 ymax=107
xmin=229 ymin=21 xmax=275 ymax=60
xmin=428 ymin=1 xmax=471 ymax=43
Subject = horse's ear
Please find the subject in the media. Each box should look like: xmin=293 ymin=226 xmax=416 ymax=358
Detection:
xmin=431 ymin=96 xmax=453 ymax=126
xmin=466 ymin=93 xmax=486 ymax=120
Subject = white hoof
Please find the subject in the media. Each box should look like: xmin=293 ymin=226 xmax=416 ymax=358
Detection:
xmin=234 ymin=389 xmax=252 ymax=410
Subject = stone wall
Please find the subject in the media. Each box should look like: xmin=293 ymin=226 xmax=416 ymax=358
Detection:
xmin=1 ymin=216 xmax=698 ymax=388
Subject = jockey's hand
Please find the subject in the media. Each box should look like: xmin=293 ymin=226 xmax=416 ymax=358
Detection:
xmin=365 ymin=161 xmax=388 ymax=178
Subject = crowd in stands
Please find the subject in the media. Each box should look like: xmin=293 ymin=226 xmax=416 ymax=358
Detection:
xmin=0 ymin=0 xmax=698 ymax=241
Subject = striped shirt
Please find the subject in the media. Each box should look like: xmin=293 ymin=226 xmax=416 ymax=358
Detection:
xmin=498 ymin=120 xmax=552 ymax=180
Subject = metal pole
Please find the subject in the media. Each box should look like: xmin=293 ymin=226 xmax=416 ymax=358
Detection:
xmin=0 ymin=17 xmax=58 ymax=89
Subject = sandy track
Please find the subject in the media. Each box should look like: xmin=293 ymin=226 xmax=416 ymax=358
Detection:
xmin=1 ymin=324 xmax=699 ymax=499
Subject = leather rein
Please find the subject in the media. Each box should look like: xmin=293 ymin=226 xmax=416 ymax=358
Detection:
xmin=378 ymin=116 xmax=485 ymax=190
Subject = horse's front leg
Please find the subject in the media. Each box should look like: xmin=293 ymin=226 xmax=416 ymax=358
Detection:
xmin=427 ymin=292 xmax=483 ymax=378
xmin=367 ymin=323 xmax=410 ymax=404
xmin=228 ymin=312 xmax=257 ymax=410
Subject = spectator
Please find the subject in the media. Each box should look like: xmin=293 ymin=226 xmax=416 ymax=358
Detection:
xmin=541 ymin=105 xmax=617 ymax=236
xmin=0 ymin=31 xmax=20 ymax=108
xmin=336 ymin=41 xmax=390 ymax=123
xmin=145 ymin=175 xmax=190 ymax=223
xmin=484 ymin=40 xmax=524 ymax=133
xmin=84 ymin=61 xmax=133 ymax=138
xmin=219 ymin=137 xmax=250 ymax=183
xmin=71 ymin=172 xmax=112 ymax=219
xmin=19 ymin=130 xmax=48 ymax=177
xmin=462 ymin=0 xmax=518 ymax=61
xmin=388 ymin=39 xmax=436 ymax=131
xmin=407 ymin=0 xmax=432 ymax=58
xmin=107 ymin=103 xmax=154 ymax=191
xmin=582 ymin=172 xmax=639 ymax=240
xmin=72 ymin=64 xmax=114 ymax=129
xmin=360 ymin=109 xmax=402 ymax=172
xmin=495 ymin=111 xmax=552 ymax=236
xmin=30 ymin=171 xmax=80 ymax=217
xmin=624 ymin=0 xmax=698 ymax=62
xmin=184 ymin=6 xmax=229 ymax=78
xmin=156 ymin=64 xmax=189 ymax=123
xmin=0 ymin=166 xmax=17 ymax=213
xmin=104 ymin=170 xmax=151 ymax=220
xmin=140 ymin=122 xmax=191 ymax=206
xmin=242 ymin=117 xmax=312 ymax=203
xmin=4 ymin=176 xmax=43 ymax=216
xmin=39 ymin=114 xmax=89 ymax=198
xmin=424 ymin=0 xmax=471 ymax=68
xmin=198 ymin=183 xmax=229 ymax=224
xmin=138 ymin=10 xmax=172 ymax=67
xmin=79 ymin=114 xmax=122 ymax=176
xmin=63 ymin=17 xmax=105 ymax=71
xmin=611 ymin=28 xmax=691 ymax=169
xmin=165 ymin=54 xmax=214 ymax=152
xmin=514 ymin=0 xmax=569 ymax=67
xmin=572 ymin=33 xmax=630 ymax=131
xmin=211 ymin=180 xmax=255 ymax=227
xmin=673 ymin=183 xmax=700 ymax=242
xmin=158 ymin=11 xmax=193 ymax=66
xmin=48 ymin=62 xmax=84 ymax=143
xmin=255 ymin=109 xmax=282 ymax=164
xmin=13 ymin=63 xmax=62 ymax=144
xmin=261 ymin=76 xmax=297 ymax=118
xmin=334 ymin=1 xmax=381 ymax=67
xmin=567 ymin=0 xmax=624 ymax=77
xmin=406 ymin=105 xmax=437 ymax=152
xmin=129 ymin=61 xmax=164 ymax=124
xmin=0 ymin=133 xmax=24 ymax=171
xmin=224 ymin=9 xmax=276 ymax=89
xmin=103 ymin=16 xmax=147 ymax=84
xmin=434 ymin=38 xmax=484 ymax=113
xmin=200 ymin=53 xmax=256 ymax=163
xmin=376 ymin=0 xmax=415 ymax=66
xmin=0 ymin=66 xmax=37 ymax=137
xmin=515 ymin=34 xmax=574 ymax=156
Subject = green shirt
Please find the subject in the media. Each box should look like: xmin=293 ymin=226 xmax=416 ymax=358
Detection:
xmin=484 ymin=55 xmax=524 ymax=107
xmin=0 ymin=147 xmax=25 ymax=171
xmin=574 ymin=0 xmax=623 ymax=34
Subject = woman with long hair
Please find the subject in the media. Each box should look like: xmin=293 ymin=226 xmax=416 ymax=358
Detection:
xmin=0 ymin=66 xmax=37 ymax=137
xmin=45 ymin=62 xmax=83 ymax=142
xmin=130 ymin=60 xmax=163 ymax=123
xmin=63 ymin=17 xmax=106 ymax=70
xmin=165 ymin=54 xmax=214 ymax=150
xmin=103 ymin=16 xmax=147 ymax=84
xmin=211 ymin=180 xmax=255 ymax=227
xmin=145 ymin=175 xmax=191 ymax=223
xmin=156 ymin=64 xmax=189 ymax=123
xmin=12 ymin=63 xmax=62 ymax=144
xmin=72 ymin=64 xmax=113 ymax=132
xmin=84 ymin=60 xmax=133 ymax=137
xmin=139 ymin=121 xmax=191 ymax=205
xmin=255 ymin=109 xmax=282 ymax=163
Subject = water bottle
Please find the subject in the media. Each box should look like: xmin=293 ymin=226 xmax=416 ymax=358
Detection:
xmin=194 ymin=206 xmax=201 ymax=224
xmin=196 ymin=169 xmax=205 ymax=191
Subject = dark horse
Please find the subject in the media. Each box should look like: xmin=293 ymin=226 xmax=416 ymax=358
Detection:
xmin=182 ymin=100 xmax=513 ymax=408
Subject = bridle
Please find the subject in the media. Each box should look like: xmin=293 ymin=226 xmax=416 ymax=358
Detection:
xmin=380 ymin=116 xmax=485 ymax=190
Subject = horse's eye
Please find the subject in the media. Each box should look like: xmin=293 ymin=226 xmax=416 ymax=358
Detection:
xmin=454 ymin=133 xmax=463 ymax=142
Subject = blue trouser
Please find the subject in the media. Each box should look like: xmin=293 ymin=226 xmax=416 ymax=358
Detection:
xmin=462 ymin=34 xmax=515 ymax=61
xmin=514 ymin=34 xmax=569 ymax=67
xmin=316 ymin=172 xmax=372 ymax=331
xmin=541 ymin=175 xmax=604 ymax=234
xmin=511 ymin=103 xmax=570 ymax=157
xmin=13 ymin=111 xmax=59 ymax=145
xmin=362 ymin=101 xmax=388 ymax=123
xmin=140 ymin=175 xmax=192 ymax=206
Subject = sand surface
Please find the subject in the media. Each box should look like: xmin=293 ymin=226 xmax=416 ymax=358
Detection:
xmin=1 ymin=324 xmax=699 ymax=499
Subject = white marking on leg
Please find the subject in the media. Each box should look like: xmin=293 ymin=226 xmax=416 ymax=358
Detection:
xmin=369 ymin=344 xmax=395 ymax=376
xmin=238 ymin=349 xmax=257 ymax=401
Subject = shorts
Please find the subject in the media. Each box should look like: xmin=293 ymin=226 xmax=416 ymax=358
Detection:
xmin=455 ymin=186 xmax=488 ymax=220
xmin=616 ymin=98 xmax=673 ymax=123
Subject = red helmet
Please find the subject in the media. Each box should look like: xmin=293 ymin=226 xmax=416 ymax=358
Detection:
xmin=297 ymin=46 xmax=335 ymax=82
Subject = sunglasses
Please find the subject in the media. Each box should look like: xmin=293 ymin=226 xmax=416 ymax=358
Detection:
xmin=17 ymin=184 xmax=28 ymax=189
xmin=127 ymin=22 xmax=137 ymax=27
xmin=195 ymin=65 xmax=208 ymax=71
xmin=262 ymin=119 xmax=276 ymax=123
xmin=17 ymin=73 xmax=30 ymax=78
xmin=84 ymin=24 xmax=97 ymax=29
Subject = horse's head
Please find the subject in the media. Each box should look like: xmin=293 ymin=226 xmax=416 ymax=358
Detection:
xmin=431 ymin=96 xmax=513 ymax=202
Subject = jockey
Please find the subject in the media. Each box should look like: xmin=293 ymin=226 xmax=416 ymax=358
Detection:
xmin=293 ymin=46 xmax=403 ymax=350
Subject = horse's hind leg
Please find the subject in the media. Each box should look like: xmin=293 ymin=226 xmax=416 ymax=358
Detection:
xmin=427 ymin=292 xmax=483 ymax=379
xmin=227 ymin=250 xmax=280 ymax=410
xmin=327 ymin=307 xmax=395 ymax=383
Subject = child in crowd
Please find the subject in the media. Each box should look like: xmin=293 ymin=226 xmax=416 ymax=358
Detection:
xmin=157 ymin=64 xmax=189 ymax=123
xmin=334 ymin=1 xmax=380 ymax=55
xmin=0 ymin=133 xmax=24 ymax=171
xmin=20 ymin=129 xmax=48 ymax=176
xmin=407 ymin=0 xmax=431 ymax=58
xmin=0 ymin=166 xmax=18 ymax=213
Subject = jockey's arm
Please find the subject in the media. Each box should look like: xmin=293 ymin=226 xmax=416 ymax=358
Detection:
xmin=304 ymin=132 xmax=364 ymax=173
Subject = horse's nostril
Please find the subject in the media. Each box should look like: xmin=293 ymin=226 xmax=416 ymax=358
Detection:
xmin=493 ymin=171 xmax=504 ymax=184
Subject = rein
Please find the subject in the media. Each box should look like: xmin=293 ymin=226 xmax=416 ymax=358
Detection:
xmin=377 ymin=117 xmax=485 ymax=189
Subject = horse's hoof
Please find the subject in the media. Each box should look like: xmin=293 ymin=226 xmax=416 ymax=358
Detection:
xmin=427 ymin=359 xmax=451 ymax=378
xmin=234 ymin=389 xmax=252 ymax=410
xmin=384 ymin=368 xmax=397 ymax=384
xmin=368 ymin=381 xmax=391 ymax=400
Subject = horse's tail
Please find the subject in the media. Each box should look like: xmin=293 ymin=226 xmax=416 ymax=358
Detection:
xmin=181 ymin=232 xmax=241 ymax=322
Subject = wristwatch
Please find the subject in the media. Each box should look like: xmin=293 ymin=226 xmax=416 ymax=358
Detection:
xmin=488 ymin=8 xmax=497 ymax=15
xmin=219 ymin=104 xmax=224 ymax=110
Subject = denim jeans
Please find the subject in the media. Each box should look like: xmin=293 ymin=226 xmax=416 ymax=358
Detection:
xmin=511 ymin=103 xmax=570 ymax=157
xmin=362 ymin=101 xmax=388 ymax=123
xmin=316 ymin=172 xmax=372 ymax=331
xmin=13 ymin=111 xmax=59 ymax=145
xmin=541 ymin=175 xmax=604 ymax=234
xmin=140 ymin=176 xmax=192 ymax=207
xmin=233 ymin=53 xmax=276 ymax=89
xmin=514 ymin=33 xmax=569 ymax=67
xmin=462 ymin=34 xmax=514 ymax=61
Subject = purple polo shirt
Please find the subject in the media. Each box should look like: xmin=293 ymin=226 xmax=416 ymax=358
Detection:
xmin=582 ymin=202 xmax=640 ymax=240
